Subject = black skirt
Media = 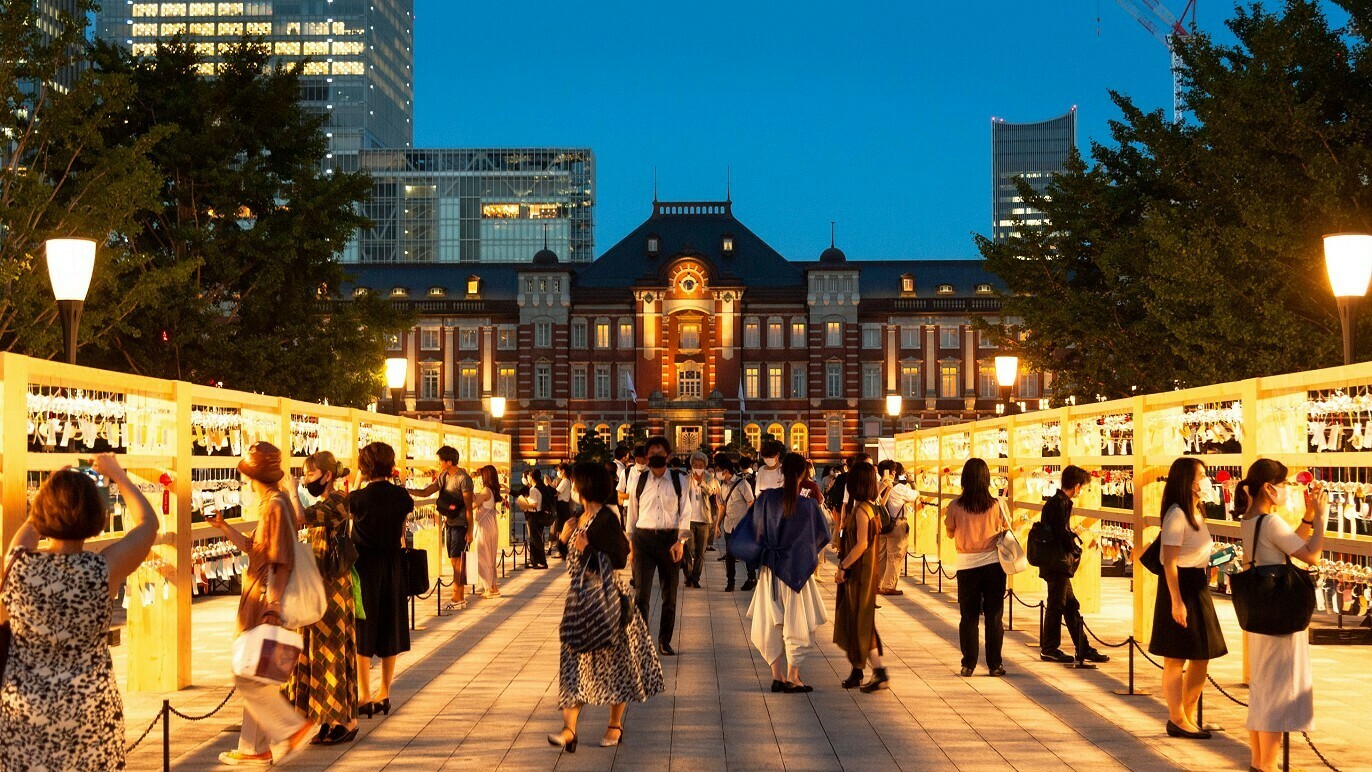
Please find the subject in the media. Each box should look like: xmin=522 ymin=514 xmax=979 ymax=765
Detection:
xmin=355 ymin=548 xmax=411 ymax=658
xmin=1149 ymin=566 xmax=1228 ymax=661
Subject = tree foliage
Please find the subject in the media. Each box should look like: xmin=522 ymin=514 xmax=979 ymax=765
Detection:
xmin=0 ymin=12 xmax=409 ymax=406
xmin=978 ymin=1 xmax=1372 ymax=400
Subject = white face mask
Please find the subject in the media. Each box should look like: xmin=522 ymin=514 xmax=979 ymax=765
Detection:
xmin=635 ymin=462 xmax=647 ymax=473
xmin=763 ymin=456 xmax=779 ymax=469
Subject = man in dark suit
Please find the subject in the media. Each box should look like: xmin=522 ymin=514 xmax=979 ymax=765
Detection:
xmin=1039 ymin=465 xmax=1110 ymax=668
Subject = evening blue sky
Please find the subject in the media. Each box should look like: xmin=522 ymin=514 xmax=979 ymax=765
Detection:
xmin=414 ymin=1 xmax=1252 ymax=262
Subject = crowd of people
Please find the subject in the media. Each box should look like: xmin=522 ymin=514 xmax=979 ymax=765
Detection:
xmin=0 ymin=436 xmax=1330 ymax=772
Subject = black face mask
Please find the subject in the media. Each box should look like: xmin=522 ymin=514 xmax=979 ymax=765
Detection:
xmin=648 ymin=456 xmax=668 ymax=469
xmin=304 ymin=477 xmax=329 ymax=497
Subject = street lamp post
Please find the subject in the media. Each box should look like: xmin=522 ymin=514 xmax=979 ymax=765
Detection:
xmin=995 ymin=355 xmax=1019 ymax=416
xmin=488 ymin=395 xmax=507 ymax=435
xmin=45 ymin=238 xmax=96 ymax=365
xmin=886 ymin=393 xmax=903 ymax=439
xmin=1323 ymin=233 xmax=1372 ymax=366
xmin=384 ymin=357 xmax=408 ymax=416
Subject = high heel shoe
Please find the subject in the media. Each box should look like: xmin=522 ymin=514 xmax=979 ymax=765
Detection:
xmin=359 ymin=702 xmax=375 ymax=718
xmin=374 ymin=697 xmax=391 ymax=716
xmin=841 ymin=668 xmax=863 ymax=689
xmin=319 ymin=725 xmax=358 ymax=745
xmin=546 ymin=727 xmax=578 ymax=753
xmin=600 ymin=724 xmax=625 ymax=747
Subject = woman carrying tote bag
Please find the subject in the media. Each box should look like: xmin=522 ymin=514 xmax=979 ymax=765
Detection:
xmin=1234 ymin=459 xmax=1326 ymax=772
xmin=943 ymin=458 xmax=1008 ymax=678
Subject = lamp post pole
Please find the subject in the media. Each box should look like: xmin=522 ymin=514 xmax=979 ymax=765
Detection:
xmin=45 ymin=239 xmax=96 ymax=365
xmin=1324 ymin=233 xmax=1372 ymax=366
xmin=995 ymin=355 xmax=1020 ymax=416
xmin=384 ymin=357 xmax=408 ymax=416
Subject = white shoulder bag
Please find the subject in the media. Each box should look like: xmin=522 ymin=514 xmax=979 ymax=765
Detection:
xmin=269 ymin=494 xmax=327 ymax=629
xmin=995 ymin=499 xmax=1030 ymax=575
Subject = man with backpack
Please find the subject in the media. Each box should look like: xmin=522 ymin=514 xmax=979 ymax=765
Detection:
xmin=875 ymin=460 xmax=918 ymax=596
xmin=408 ymin=446 xmax=473 ymax=608
xmin=1031 ymin=465 xmax=1111 ymax=668
xmin=714 ymin=458 xmax=757 ymax=592
xmin=627 ymin=436 xmax=690 ymax=656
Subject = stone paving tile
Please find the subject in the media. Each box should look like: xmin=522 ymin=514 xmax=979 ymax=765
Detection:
xmin=115 ymin=544 xmax=1372 ymax=771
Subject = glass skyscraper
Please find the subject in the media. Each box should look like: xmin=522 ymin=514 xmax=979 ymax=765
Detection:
xmin=93 ymin=0 xmax=414 ymax=171
xmin=346 ymin=148 xmax=596 ymax=264
xmin=991 ymin=107 xmax=1076 ymax=242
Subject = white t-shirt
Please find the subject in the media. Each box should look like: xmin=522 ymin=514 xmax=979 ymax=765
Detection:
xmin=1161 ymin=505 xmax=1213 ymax=569
xmin=755 ymin=463 xmax=783 ymax=492
xmin=555 ymin=476 xmax=572 ymax=503
xmin=1242 ymin=513 xmax=1307 ymax=567
xmin=520 ymin=486 xmax=542 ymax=512
xmin=718 ymin=475 xmax=756 ymax=533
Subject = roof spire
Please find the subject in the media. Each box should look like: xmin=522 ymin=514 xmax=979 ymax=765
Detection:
xmin=830 ymin=220 xmax=836 ymax=248
xmin=727 ymin=165 xmax=732 ymax=202
xmin=653 ymin=167 xmax=658 ymax=203
xmin=542 ymin=222 xmax=548 ymax=250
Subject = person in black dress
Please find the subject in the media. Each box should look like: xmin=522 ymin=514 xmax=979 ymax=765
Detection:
xmin=349 ymin=442 xmax=413 ymax=718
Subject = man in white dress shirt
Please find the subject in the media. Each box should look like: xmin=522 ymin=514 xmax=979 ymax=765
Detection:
xmin=628 ymin=436 xmax=690 ymax=655
xmin=876 ymin=460 xmax=918 ymax=595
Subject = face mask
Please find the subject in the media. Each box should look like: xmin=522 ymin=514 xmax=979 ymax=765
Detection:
xmin=692 ymin=467 xmax=705 ymax=476
xmin=763 ymin=456 xmax=779 ymax=468
xmin=648 ymin=456 xmax=668 ymax=470
xmin=635 ymin=462 xmax=647 ymax=472
xmin=305 ymin=477 xmax=329 ymax=497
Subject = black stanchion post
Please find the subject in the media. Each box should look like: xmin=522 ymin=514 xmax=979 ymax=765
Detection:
xmin=410 ymin=595 xmax=416 ymax=630
xmin=1112 ymin=638 xmax=1151 ymax=696
xmin=1282 ymin=732 xmax=1290 ymax=771
xmin=1006 ymin=589 xmax=1014 ymax=632
xmin=1197 ymin=693 xmax=1203 ymax=727
xmin=1039 ymin=604 xmax=1045 ymax=641
xmin=162 ymin=699 xmax=170 ymax=772
xmin=937 ymin=563 xmax=943 ymax=594
xmin=437 ymin=580 xmax=443 ymax=617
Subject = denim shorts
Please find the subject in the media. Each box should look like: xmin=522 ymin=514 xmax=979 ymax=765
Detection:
xmin=444 ymin=524 xmax=469 ymax=558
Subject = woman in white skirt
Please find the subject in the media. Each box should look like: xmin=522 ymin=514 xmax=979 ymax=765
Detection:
xmin=743 ymin=453 xmax=833 ymax=692
xmin=473 ymin=465 xmax=503 ymax=598
xmin=1234 ymin=459 xmax=1326 ymax=772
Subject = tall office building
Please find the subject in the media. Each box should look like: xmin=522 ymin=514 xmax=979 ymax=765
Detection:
xmin=346 ymin=148 xmax=596 ymax=264
xmin=30 ymin=0 xmax=84 ymax=91
xmin=991 ymin=107 xmax=1076 ymax=242
xmin=94 ymin=0 xmax=414 ymax=171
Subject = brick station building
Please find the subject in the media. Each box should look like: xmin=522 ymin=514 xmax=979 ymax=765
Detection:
xmin=348 ymin=199 xmax=1045 ymax=466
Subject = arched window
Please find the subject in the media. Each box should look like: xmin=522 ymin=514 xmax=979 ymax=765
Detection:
xmin=595 ymin=423 xmax=612 ymax=444
xmin=570 ymin=423 xmax=587 ymax=449
xmin=617 ymin=424 xmax=632 ymax=443
xmin=766 ymin=423 xmax=785 ymax=442
xmin=790 ymin=423 xmax=808 ymax=453
xmin=744 ymin=423 xmax=761 ymax=449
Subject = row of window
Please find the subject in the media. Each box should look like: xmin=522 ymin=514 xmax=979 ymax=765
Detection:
xmin=570 ymin=319 xmax=634 ymax=350
xmin=569 ymin=366 xmax=635 ymax=401
xmin=413 ymin=326 xmax=519 ymax=351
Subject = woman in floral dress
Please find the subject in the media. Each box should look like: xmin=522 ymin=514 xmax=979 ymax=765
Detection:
xmin=285 ymin=451 xmax=359 ymax=745
xmin=548 ymin=463 xmax=664 ymax=753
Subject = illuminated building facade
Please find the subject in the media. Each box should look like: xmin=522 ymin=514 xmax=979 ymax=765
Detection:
xmin=348 ymin=198 xmax=1043 ymax=466
xmin=94 ymin=0 xmax=414 ymax=171
xmin=30 ymin=0 xmax=84 ymax=91
xmin=345 ymin=148 xmax=596 ymax=264
xmin=991 ymin=107 xmax=1076 ymax=242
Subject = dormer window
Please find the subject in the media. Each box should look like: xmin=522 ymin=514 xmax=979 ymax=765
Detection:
xmin=936 ymin=284 xmax=954 ymax=295
xmin=646 ymin=234 xmax=660 ymax=256
xmin=722 ymin=233 xmax=735 ymax=255
xmin=467 ymin=276 xmax=481 ymax=297
xmin=975 ymin=283 xmax=993 ymax=294
xmin=427 ymin=286 xmax=446 ymax=297
xmin=352 ymin=287 xmax=369 ymax=297
xmin=901 ymin=274 xmax=914 ymax=293
xmin=390 ymin=287 xmax=409 ymax=298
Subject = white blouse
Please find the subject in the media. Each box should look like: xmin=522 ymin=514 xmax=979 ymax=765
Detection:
xmin=1161 ymin=505 xmax=1213 ymax=569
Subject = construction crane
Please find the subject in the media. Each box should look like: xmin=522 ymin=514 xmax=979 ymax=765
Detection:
xmin=1111 ymin=0 xmax=1199 ymax=122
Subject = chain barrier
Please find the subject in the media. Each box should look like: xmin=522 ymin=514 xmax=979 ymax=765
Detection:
xmin=1080 ymin=621 xmax=1134 ymax=649
xmin=165 ymin=687 xmax=237 ymax=721
xmin=1007 ymin=590 xmax=1045 ymax=610
xmin=1302 ymin=731 xmax=1342 ymax=772
xmin=125 ymin=709 xmax=163 ymax=753
xmin=125 ymin=686 xmax=239 ymax=770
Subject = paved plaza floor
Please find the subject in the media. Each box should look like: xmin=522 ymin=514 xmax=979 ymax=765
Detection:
xmin=118 ymin=551 xmax=1368 ymax=771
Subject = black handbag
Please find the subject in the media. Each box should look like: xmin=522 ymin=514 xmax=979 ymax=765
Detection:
xmin=1026 ymin=521 xmax=1081 ymax=576
xmin=560 ymin=553 xmax=622 ymax=653
xmin=401 ymin=547 xmax=430 ymax=597
xmin=1139 ymin=536 xmax=1164 ymax=575
xmin=1231 ymin=514 xmax=1316 ymax=636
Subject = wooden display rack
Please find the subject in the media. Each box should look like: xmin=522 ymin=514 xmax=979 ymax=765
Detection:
xmin=896 ymin=361 xmax=1372 ymax=650
xmin=0 ymin=352 xmax=510 ymax=692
